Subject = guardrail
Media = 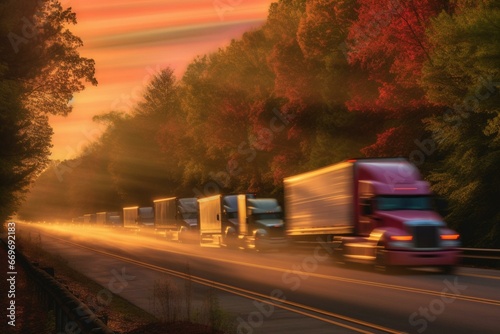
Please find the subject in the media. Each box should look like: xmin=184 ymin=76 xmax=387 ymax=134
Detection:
xmin=459 ymin=248 xmax=500 ymax=268
xmin=1 ymin=238 xmax=114 ymax=334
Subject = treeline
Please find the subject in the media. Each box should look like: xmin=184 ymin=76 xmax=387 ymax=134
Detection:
xmin=0 ymin=0 xmax=96 ymax=225
xmin=19 ymin=0 xmax=500 ymax=247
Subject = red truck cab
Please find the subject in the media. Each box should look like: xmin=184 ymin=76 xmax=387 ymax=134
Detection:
xmin=344 ymin=159 xmax=461 ymax=272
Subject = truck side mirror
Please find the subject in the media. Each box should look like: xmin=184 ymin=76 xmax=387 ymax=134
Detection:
xmin=361 ymin=199 xmax=373 ymax=216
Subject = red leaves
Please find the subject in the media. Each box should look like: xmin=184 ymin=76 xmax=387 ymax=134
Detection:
xmin=345 ymin=0 xmax=449 ymax=156
xmin=361 ymin=125 xmax=420 ymax=157
xmin=347 ymin=0 xmax=446 ymax=113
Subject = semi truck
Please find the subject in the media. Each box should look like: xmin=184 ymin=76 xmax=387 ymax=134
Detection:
xmin=153 ymin=197 xmax=198 ymax=242
xmin=96 ymin=211 xmax=121 ymax=226
xmin=198 ymin=194 xmax=287 ymax=250
xmin=123 ymin=206 xmax=139 ymax=229
xmin=137 ymin=207 xmax=154 ymax=227
xmin=284 ymin=158 xmax=461 ymax=272
xmin=122 ymin=206 xmax=154 ymax=229
xmin=83 ymin=213 xmax=96 ymax=224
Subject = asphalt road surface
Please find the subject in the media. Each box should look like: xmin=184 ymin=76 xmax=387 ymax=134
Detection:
xmin=17 ymin=223 xmax=500 ymax=334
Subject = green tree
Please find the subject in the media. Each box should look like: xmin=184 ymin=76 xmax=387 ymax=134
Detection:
xmin=0 ymin=78 xmax=52 ymax=222
xmin=421 ymin=1 xmax=500 ymax=247
xmin=179 ymin=30 xmax=282 ymax=195
xmin=7 ymin=0 xmax=98 ymax=116
xmin=264 ymin=0 xmax=371 ymax=179
xmin=0 ymin=0 xmax=96 ymax=224
xmin=296 ymin=0 xmax=371 ymax=170
xmin=101 ymin=69 xmax=185 ymax=204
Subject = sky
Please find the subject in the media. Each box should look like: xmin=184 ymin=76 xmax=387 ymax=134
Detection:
xmin=50 ymin=0 xmax=274 ymax=160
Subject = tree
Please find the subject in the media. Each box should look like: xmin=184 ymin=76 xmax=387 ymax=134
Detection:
xmin=265 ymin=0 xmax=372 ymax=179
xmin=346 ymin=0 xmax=451 ymax=157
xmin=421 ymin=1 xmax=500 ymax=247
xmin=0 ymin=0 xmax=96 ymax=224
xmin=179 ymin=48 xmax=271 ymax=194
xmin=9 ymin=0 xmax=98 ymax=116
xmin=100 ymin=69 xmax=186 ymax=204
xmin=0 ymin=79 xmax=52 ymax=222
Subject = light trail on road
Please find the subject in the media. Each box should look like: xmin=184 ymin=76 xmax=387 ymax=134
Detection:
xmin=32 ymin=223 xmax=500 ymax=308
xmin=40 ymin=232 xmax=405 ymax=334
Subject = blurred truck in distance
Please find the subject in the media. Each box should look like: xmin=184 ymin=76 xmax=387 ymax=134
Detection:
xmin=153 ymin=197 xmax=198 ymax=242
xmin=198 ymin=194 xmax=287 ymax=250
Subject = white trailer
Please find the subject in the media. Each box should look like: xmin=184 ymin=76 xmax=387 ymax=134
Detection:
xmin=284 ymin=162 xmax=355 ymax=240
xmin=96 ymin=212 xmax=107 ymax=225
xmin=154 ymin=197 xmax=177 ymax=231
xmin=123 ymin=206 xmax=139 ymax=229
xmin=83 ymin=213 xmax=96 ymax=224
xmin=198 ymin=195 xmax=223 ymax=247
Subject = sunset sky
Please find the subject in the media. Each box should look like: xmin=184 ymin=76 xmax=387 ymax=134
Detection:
xmin=50 ymin=0 xmax=274 ymax=160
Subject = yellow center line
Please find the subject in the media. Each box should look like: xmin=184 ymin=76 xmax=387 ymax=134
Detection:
xmin=460 ymin=272 xmax=500 ymax=280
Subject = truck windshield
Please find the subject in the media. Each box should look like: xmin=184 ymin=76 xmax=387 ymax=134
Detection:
xmin=253 ymin=212 xmax=283 ymax=220
xmin=181 ymin=212 xmax=197 ymax=219
xmin=377 ymin=196 xmax=432 ymax=211
xmin=226 ymin=211 xmax=238 ymax=219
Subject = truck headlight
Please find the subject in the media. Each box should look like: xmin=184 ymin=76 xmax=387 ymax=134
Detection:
xmin=255 ymin=229 xmax=268 ymax=239
xmin=440 ymin=233 xmax=460 ymax=247
xmin=440 ymin=234 xmax=460 ymax=240
xmin=390 ymin=235 xmax=413 ymax=241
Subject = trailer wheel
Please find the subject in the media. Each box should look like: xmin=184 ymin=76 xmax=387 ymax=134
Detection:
xmin=178 ymin=226 xmax=189 ymax=243
xmin=375 ymin=244 xmax=393 ymax=273
xmin=224 ymin=227 xmax=238 ymax=249
xmin=331 ymin=241 xmax=345 ymax=265
xmin=439 ymin=265 xmax=456 ymax=275
xmin=254 ymin=230 xmax=268 ymax=252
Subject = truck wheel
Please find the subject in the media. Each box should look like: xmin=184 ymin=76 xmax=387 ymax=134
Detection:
xmin=254 ymin=230 xmax=268 ymax=252
xmin=331 ymin=239 xmax=345 ymax=265
xmin=440 ymin=265 xmax=456 ymax=275
xmin=224 ymin=228 xmax=238 ymax=249
xmin=332 ymin=247 xmax=345 ymax=265
xmin=224 ymin=235 xmax=236 ymax=249
xmin=178 ymin=226 xmax=188 ymax=243
xmin=375 ymin=245 xmax=393 ymax=273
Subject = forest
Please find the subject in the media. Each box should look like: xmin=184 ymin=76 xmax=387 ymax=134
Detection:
xmin=5 ymin=0 xmax=500 ymax=248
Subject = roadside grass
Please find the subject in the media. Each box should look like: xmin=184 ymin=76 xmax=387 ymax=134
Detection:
xmin=152 ymin=277 xmax=235 ymax=333
xmin=17 ymin=230 xmax=161 ymax=332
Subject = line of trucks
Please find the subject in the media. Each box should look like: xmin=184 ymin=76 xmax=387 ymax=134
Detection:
xmin=80 ymin=158 xmax=461 ymax=272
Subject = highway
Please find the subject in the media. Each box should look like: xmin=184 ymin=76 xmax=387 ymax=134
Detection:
xmin=18 ymin=222 xmax=500 ymax=334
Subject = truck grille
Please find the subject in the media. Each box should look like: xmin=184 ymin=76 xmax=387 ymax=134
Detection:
xmin=413 ymin=226 xmax=439 ymax=248
xmin=268 ymin=225 xmax=285 ymax=238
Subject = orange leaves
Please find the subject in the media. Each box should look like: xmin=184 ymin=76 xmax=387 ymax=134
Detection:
xmin=347 ymin=0 xmax=447 ymax=113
